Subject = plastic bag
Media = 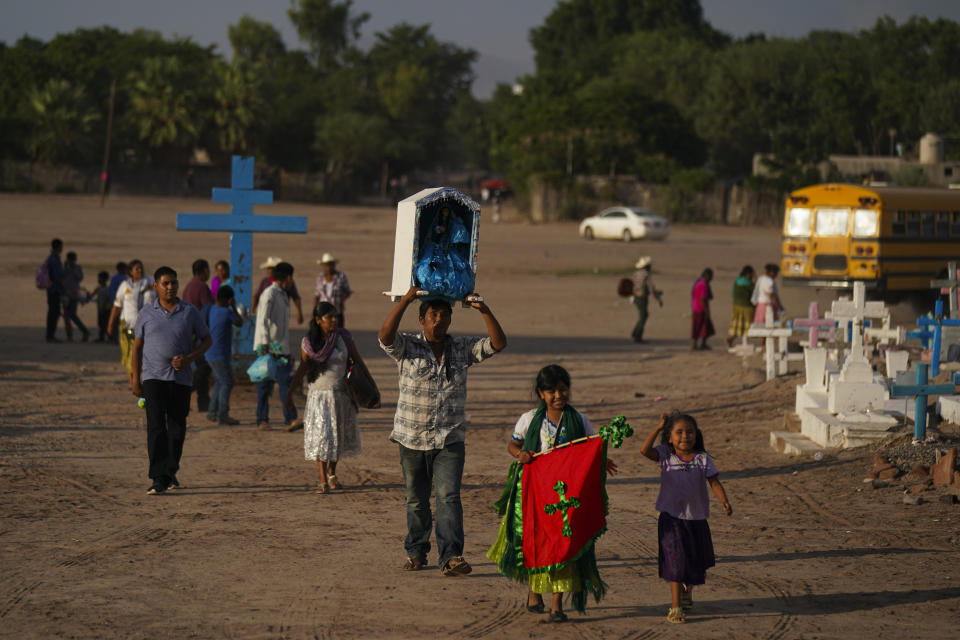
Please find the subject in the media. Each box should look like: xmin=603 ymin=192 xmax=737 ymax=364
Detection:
xmin=247 ymin=354 xmax=277 ymax=383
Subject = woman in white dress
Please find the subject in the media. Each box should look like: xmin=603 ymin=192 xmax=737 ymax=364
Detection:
xmin=286 ymin=302 xmax=370 ymax=493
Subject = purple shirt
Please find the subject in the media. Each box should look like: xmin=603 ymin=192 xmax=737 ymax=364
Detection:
xmin=134 ymin=299 xmax=209 ymax=386
xmin=654 ymin=444 xmax=719 ymax=520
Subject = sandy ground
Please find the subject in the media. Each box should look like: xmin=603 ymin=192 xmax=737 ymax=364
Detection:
xmin=1 ymin=193 xmax=958 ymax=640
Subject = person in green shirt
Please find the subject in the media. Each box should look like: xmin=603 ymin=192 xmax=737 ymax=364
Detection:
xmin=726 ymin=265 xmax=756 ymax=348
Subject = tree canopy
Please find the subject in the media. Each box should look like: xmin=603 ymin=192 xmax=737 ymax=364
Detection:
xmin=1 ymin=0 xmax=958 ymax=201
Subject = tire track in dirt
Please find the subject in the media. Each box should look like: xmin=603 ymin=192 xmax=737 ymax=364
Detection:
xmin=459 ymin=596 xmax=525 ymax=638
xmin=0 ymin=577 xmax=41 ymax=619
xmin=712 ymin=568 xmax=798 ymax=640
xmin=24 ymin=467 xmax=125 ymax=507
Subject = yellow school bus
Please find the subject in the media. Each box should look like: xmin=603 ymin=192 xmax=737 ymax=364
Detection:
xmin=781 ymin=183 xmax=960 ymax=298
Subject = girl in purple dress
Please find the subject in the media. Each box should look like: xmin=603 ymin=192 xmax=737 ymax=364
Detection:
xmin=640 ymin=412 xmax=732 ymax=624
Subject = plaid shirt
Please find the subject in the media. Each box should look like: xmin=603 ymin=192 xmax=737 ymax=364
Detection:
xmin=380 ymin=331 xmax=498 ymax=450
xmin=314 ymin=270 xmax=351 ymax=312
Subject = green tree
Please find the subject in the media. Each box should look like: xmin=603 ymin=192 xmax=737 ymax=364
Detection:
xmin=213 ymin=61 xmax=262 ymax=154
xmin=287 ymin=0 xmax=369 ymax=71
xmin=126 ymin=56 xmax=204 ymax=163
xmin=25 ymin=78 xmax=99 ymax=165
xmin=228 ymin=15 xmax=287 ymax=65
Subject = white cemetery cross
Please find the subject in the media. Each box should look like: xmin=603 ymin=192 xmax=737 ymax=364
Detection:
xmin=746 ymin=306 xmax=793 ymax=381
xmin=863 ymin=315 xmax=905 ymax=346
xmin=728 ymin=335 xmax=759 ymax=359
xmin=825 ymin=281 xmax=889 ymax=347
xmin=826 ymin=289 xmax=888 ymax=414
xmin=384 ymin=187 xmax=481 ymax=306
xmin=793 ymin=302 xmax=836 ymax=349
xmin=930 ymin=260 xmax=959 ymax=320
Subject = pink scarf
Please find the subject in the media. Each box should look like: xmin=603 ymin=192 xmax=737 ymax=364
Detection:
xmin=302 ymin=328 xmax=352 ymax=362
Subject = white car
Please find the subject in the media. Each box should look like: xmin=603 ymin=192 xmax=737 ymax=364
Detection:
xmin=579 ymin=207 xmax=670 ymax=241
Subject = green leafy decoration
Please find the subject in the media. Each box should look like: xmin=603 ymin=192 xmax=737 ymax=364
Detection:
xmin=598 ymin=415 xmax=634 ymax=448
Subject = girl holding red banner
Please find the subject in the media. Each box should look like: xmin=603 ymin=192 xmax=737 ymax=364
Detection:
xmin=488 ymin=365 xmax=617 ymax=623
xmin=640 ymin=412 xmax=732 ymax=624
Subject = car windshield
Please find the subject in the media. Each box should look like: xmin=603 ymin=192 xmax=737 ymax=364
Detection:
xmin=628 ymin=208 xmax=654 ymax=217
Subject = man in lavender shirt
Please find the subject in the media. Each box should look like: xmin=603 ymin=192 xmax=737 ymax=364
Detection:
xmin=132 ymin=266 xmax=211 ymax=495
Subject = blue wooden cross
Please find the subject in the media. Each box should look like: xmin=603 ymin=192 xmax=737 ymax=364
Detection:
xmin=907 ymin=299 xmax=960 ymax=377
xmin=890 ymin=363 xmax=959 ymax=441
xmin=177 ymin=156 xmax=307 ymax=355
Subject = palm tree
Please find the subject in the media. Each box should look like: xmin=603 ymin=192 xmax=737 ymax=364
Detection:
xmin=127 ymin=56 xmax=199 ymax=162
xmin=27 ymin=78 xmax=99 ymax=166
xmin=213 ymin=61 xmax=262 ymax=154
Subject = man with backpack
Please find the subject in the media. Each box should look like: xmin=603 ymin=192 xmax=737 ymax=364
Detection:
xmin=40 ymin=238 xmax=65 ymax=343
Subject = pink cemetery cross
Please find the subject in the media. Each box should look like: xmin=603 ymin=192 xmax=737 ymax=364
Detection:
xmin=793 ymin=302 xmax=836 ymax=349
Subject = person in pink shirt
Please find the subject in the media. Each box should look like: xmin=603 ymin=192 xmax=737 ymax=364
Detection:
xmin=690 ymin=268 xmax=714 ymax=350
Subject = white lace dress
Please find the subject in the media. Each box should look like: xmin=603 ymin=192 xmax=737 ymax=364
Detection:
xmin=302 ymin=336 xmax=360 ymax=461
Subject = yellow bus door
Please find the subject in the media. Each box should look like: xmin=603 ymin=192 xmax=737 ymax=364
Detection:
xmin=809 ymin=208 xmax=851 ymax=278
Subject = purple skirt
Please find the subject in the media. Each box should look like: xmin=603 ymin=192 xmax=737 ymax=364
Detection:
xmin=691 ymin=311 xmax=715 ymax=340
xmin=658 ymin=511 xmax=715 ymax=585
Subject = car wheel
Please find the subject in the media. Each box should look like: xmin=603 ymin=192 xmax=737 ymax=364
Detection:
xmin=583 ymin=226 xmax=594 ymax=240
xmin=622 ymin=228 xmax=632 ymax=242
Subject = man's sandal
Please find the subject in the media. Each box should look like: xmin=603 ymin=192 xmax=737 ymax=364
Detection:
xmin=316 ymin=480 xmax=329 ymax=494
xmin=667 ymin=607 xmax=686 ymax=623
xmin=327 ymin=474 xmax=340 ymax=490
xmin=403 ymin=557 xmax=425 ymax=571
xmin=441 ymin=556 xmax=472 ymax=576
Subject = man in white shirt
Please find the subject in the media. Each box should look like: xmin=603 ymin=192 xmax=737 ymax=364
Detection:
xmin=253 ymin=261 xmax=299 ymax=430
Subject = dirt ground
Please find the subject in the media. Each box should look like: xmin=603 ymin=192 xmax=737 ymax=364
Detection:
xmin=1 ymin=193 xmax=958 ymax=640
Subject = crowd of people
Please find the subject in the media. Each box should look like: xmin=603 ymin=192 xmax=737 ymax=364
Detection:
xmin=39 ymin=237 xmax=738 ymax=625
xmin=626 ymin=255 xmax=783 ymax=352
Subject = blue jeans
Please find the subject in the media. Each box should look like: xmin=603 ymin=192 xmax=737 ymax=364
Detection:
xmin=398 ymin=441 xmax=465 ymax=568
xmin=207 ymin=360 xmax=234 ymax=421
xmin=256 ymin=358 xmax=295 ymax=425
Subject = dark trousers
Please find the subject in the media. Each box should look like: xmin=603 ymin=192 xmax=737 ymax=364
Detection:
xmin=142 ymin=380 xmax=192 ymax=482
xmin=192 ymin=357 xmax=211 ymax=412
xmin=63 ymin=297 xmax=87 ymax=338
xmin=45 ymin=288 xmax=61 ymax=339
xmin=398 ymin=441 xmax=465 ymax=568
xmin=97 ymin=307 xmax=110 ymax=341
xmin=631 ymin=296 xmax=649 ymax=342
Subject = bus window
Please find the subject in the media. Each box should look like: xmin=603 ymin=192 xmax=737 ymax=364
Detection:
xmin=937 ymin=211 xmax=950 ymax=236
xmin=953 ymin=212 xmax=960 ymax=236
xmin=907 ymin=211 xmax=920 ymax=236
xmin=922 ymin=211 xmax=935 ymax=237
xmin=815 ymin=208 xmax=849 ymax=236
xmin=853 ymin=209 xmax=878 ymax=236
xmin=892 ymin=211 xmax=906 ymax=236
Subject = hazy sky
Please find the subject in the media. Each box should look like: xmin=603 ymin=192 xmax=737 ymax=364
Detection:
xmin=2 ymin=0 xmax=960 ymax=97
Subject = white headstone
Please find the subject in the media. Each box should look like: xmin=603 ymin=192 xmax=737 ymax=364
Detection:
xmin=885 ymin=350 xmax=910 ymax=379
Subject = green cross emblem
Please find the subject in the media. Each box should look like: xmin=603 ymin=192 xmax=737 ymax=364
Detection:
xmin=543 ymin=480 xmax=580 ymax=538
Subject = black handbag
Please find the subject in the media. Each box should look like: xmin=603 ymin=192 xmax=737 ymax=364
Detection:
xmin=346 ymin=359 xmax=380 ymax=409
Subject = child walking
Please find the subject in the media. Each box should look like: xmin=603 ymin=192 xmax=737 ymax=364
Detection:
xmin=92 ymin=271 xmax=111 ymax=342
xmin=640 ymin=411 xmax=732 ymax=624
xmin=205 ymin=285 xmax=243 ymax=425
xmin=488 ymin=364 xmax=617 ymax=622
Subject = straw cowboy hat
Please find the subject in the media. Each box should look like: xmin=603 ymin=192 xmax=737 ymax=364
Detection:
xmin=259 ymin=256 xmax=282 ymax=269
xmin=316 ymin=252 xmax=338 ymax=265
xmin=635 ymin=256 xmax=652 ymax=269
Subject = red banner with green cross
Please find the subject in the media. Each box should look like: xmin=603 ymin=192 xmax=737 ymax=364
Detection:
xmin=521 ymin=436 xmax=606 ymax=569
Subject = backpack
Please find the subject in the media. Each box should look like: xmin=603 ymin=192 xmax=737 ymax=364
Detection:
xmin=35 ymin=260 xmax=51 ymax=290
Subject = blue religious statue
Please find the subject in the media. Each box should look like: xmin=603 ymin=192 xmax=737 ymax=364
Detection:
xmin=414 ymin=205 xmax=475 ymax=301
xmin=177 ymin=156 xmax=307 ymax=356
